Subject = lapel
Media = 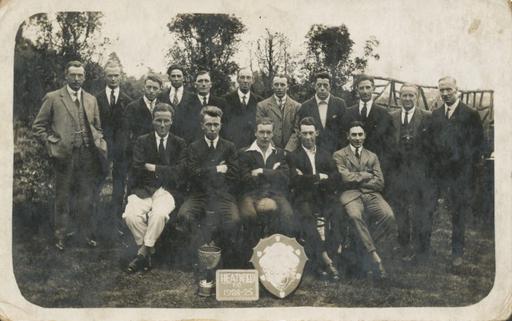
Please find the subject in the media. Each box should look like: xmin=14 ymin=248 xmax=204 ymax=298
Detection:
xmin=98 ymin=91 xmax=109 ymax=111
xmin=359 ymin=148 xmax=371 ymax=168
xmin=449 ymin=101 xmax=464 ymax=121
xmin=344 ymin=146 xmax=361 ymax=169
xmin=325 ymin=97 xmax=337 ymax=127
xmin=59 ymin=87 xmax=79 ymax=122
xmin=391 ymin=111 xmax=401 ymax=143
xmin=309 ymin=99 xmax=323 ymax=129
xmin=299 ymin=148 xmax=314 ymax=174
xmin=268 ymin=96 xmax=283 ymax=120
xmin=408 ymin=109 xmax=423 ymax=135
xmin=139 ymin=97 xmax=152 ymax=118
xmin=151 ymin=132 xmax=159 ymax=160
xmin=82 ymin=92 xmax=95 ymax=123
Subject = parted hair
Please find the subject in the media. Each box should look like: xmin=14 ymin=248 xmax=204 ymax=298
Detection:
xmin=200 ymin=105 xmax=223 ymax=122
xmin=256 ymin=117 xmax=274 ymax=130
xmin=299 ymin=116 xmax=319 ymax=129
xmin=348 ymin=120 xmax=365 ymax=132
xmin=145 ymin=73 xmax=163 ymax=87
xmin=354 ymin=74 xmax=374 ymax=87
xmin=166 ymin=64 xmax=185 ymax=76
xmin=65 ymin=60 xmax=84 ymax=74
xmin=152 ymin=103 xmax=174 ymax=118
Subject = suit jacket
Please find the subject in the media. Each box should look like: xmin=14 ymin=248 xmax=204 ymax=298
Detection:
xmin=173 ymin=94 xmax=226 ymax=143
xmin=294 ymin=95 xmax=346 ymax=154
xmin=186 ymin=137 xmax=239 ymax=194
xmin=341 ymin=102 xmax=394 ymax=168
xmin=239 ymin=145 xmax=289 ymax=196
xmin=221 ymin=90 xmax=262 ymax=148
xmin=95 ymin=88 xmax=131 ymax=161
xmin=256 ymin=95 xmax=301 ymax=151
xmin=333 ymin=145 xmax=384 ymax=205
xmin=287 ymin=146 xmax=340 ymax=202
xmin=32 ymin=86 xmax=107 ymax=162
xmin=125 ymin=96 xmax=156 ymax=150
xmin=129 ymin=132 xmax=187 ymax=200
xmin=431 ymin=101 xmax=484 ymax=180
xmin=158 ymin=87 xmax=195 ymax=110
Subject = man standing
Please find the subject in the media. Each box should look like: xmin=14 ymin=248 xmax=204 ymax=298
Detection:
xmin=388 ymin=84 xmax=436 ymax=262
xmin=294 ymin=71 xmax=346 ymax=154
xmin=333 ymin=121 xmax=395 ymax=279
xmin=95 ymin=62 xmax=132 ymax=224
xmin=123 ymin=103 xmax=187 ymax=273
xmin=222 ymin=68 xmax=262 ymax=148
xmin=287 ymin=117 xmax=341 ymax=280
xmin=32 ymin=60 xmax=107 ymax=250
xmin=158 ymin=64 xmax=195 ymax=109
xmin=172 ymin=70 xmax=226 ymax=143
xmin=431 ymin=76 xmax=484 ymax=269
xmin=256 ymin=74 xmax=301 ymax=151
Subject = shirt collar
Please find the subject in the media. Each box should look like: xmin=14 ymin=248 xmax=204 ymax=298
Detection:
xmin=246 ymin=140 xmax=275 ymax=155
xmin=143 ymin=95 xmax=156 ymax=110
xmin=445 ymin=99 xmax=460 ymax=111
xmin=106 ymin=86 xmax=120 ymax=96
xmin=401 ymin=106 xmax=416 ymax=115
xmin=238 ymin=89 xmax=250 ymax=101
xmin=204 ymin=135 xmax=219 ymax=148
xmin=302 ymin=144 xmax=316 ymax=154
xmin=198 ymin=93 xmax=210 ymax=102
xmin=349 ymin=144 xmax=363 ymax=154
xmin=315 ymin=94 xmax=330 ymax=105
xmin=359 ymin=99 xmax=373 ymax=110
xmin=155 ymin=132 xmax=169 ymax=141
xmin=170 ymin=86 xmax=183 ymax=96
xmin=67 ymin=85 xmax=82 ymax=100
xmin=274 ymin=94 xmax=287 ymax=104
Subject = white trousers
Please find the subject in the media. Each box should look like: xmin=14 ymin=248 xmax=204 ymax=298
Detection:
xmin=122 ymin=188 xmax=175 ymax=247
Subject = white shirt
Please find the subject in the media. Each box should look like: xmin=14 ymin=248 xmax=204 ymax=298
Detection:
xmin=238 ymin=89 xmax=251 ymax=105
xmin=106 ymin=86 xmax=120 ymax=105
xmin=246 ymin=140 xmax=276 ymax=165
xmin=198 ymin=93 xmax=210 ymax=105
xmin=204 ymin=135 xmax=219 ymax=149
xmin=67 ymin=85 xmax=82 ymax=103
xmin=445 ymin=99 xmax=460 ymax=119
xmin=302 ymin=145 xmax=317 ymax=174
xmin=315 ymin=94 xmax=330 ymax=128
xmin=358 ymin=100 xmax=373 ymax=118
xmin=274 ymin=95 xmax=287 ymax=109
xmin=401 ymin=106 xmax=416 ymax=125
xmin=169 ymin=86 xmax=184 ymax=104
xmin=143 ymin=95 xmax=156 ymax=112
xmin=349 ymin=144 xmax=363 ymax=157
xmin=155 ymin=133 xmax=169 ymax=150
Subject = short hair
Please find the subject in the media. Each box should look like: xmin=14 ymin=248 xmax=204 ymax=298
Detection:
xmin=237 ymin=68 xmax=252 ymax=77
xmin=152 ymin=103 xmax=174 ymax=118
xmin=348 ymin=120 xmax=365 ymax=132
xmin=354 ymin=74 xmax=374 ymax=87
xmin=104 ymin=61 xmax=121 ymax=71
xmin=438 ymin=76 xmax=457 ymax=86
xmin=400 ymin=83 xmax=419 ymax=94
xmin=166 ymin=64 xmax=184 ymax=76
xmin=144 ymin=74 xmax=163 ymax=87
xmin=256 ymin=117 xmax=274 ymax=129
xmin=65 ymin=60 xmax=84 ymax=74
xmin=299 ymin=116 xmax=318 ymax=129
xmin=272 ymin=73 xmax=289 ymax=83
xmin=195 ymin=69 xmax=211 ymax=81
xmin=200 ymin=105 xmax=223 ymax=122
xmin=314 ymin=71 xmax=331 ymax=82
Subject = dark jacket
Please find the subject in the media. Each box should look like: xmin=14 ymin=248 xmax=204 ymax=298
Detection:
xmin=124 ymin=96 xmax=156 ymax=156
xmin=222 ymin=90 xmax=262 ymax=148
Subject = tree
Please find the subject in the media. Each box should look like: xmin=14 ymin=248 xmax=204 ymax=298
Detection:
xmin=166 ymin=14 xmax=246 ymax=96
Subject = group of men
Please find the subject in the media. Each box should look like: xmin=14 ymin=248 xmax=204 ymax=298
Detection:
xmin=32 ymin=60 xmax=484 ymax=280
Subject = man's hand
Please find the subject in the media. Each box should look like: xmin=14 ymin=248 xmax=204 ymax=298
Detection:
xmin=216 ymin=164 xmax=228 ymax=173
xmin=361 ymin=172 xmax=373 ymax=181
xmin=295 ymin=168 xmax=303 ymax=176
xmin=145 ymin=163 xmax=156 ymax=172
xmin=319 ymin=173 xmax=329 ymax=180
xmin=251 ymin=168 xmax=264 ymax=176
xmin=272 ymin=162 xmax=281 ymax=170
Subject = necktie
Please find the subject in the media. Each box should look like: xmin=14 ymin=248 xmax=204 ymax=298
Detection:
xmin=361 ymin=102 xmax=367 ymax=121
xmin=73 ymin=92 xmax=80 ymax=108
xmin=173 ymin=91 xmax=179 ymax=106
xmin=158 ymin=137 xmax=166 ymax=164
xmin=403 ymin=111 xmax=409 ymax=126
xmin=208 ymin=140 xmax=215 ymax=152
xmin=242 ymin=95 xmax=247 ymax=107
xmin=203 ymin=96 xmax=208 ymax=106
xmin=355 ymin=147 xmax=360 ymax=159
xmin=110 ymin=89 xmax=116 ymax=108
xmin=445 ymin=107 xmax=450 ymax=119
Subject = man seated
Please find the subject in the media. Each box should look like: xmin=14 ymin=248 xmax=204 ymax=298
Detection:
xmin=239 ymin=117 xmax=296 ymax=255
xmin=123 ymin=103 xmax=187 ymax=273
xmin=333 ymin=121 xmax=396 ymax=280
xmin=287 ymin=117 xmax=341 ymax=280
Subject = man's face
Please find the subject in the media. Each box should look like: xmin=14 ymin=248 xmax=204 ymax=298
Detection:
xmin=144 ymin=79 xmax=161 ymax=101
xmin=153 ymin=111 xmax=173 ymax=137
xmin=195 ymin=73 xmax=212 ymax=96
xmin=315 ymin=78 xmax=331 ymax=100
xmin=348 ymin=126 xmax=366 ymax=148
xmin=438 ymin=79 xmax=458 ymax=105
xmin=299 ymin=124 xmax=318 ymax=150
xmin=255 ymin=123 xmax=274 ymax=149
xmin=272 ymin=77 xmax=288 ymax=99
xmin=400 ymin=87 xmax=418 ymax=111
xmin=356 ymin=80 xmax=374 ymax=103
xmin=66 ymin=66 xmax=85 ymax=91
xmin=201 ymin=114 xmax=221 ymax=140
xmin=105 ymin=66 xmax=121 ymax=89
xmin=169 ymin=69 xmax=184 ymax=89
xmin=237 ymin=70 xmax=253 ymax=94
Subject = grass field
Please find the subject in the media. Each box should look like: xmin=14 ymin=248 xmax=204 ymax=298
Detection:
xmin=12 ymin=191 xmax=495 ymax=309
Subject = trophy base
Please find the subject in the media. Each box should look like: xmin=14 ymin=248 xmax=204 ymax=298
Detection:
xmin=198 ymin=279 xmax=215 ymax=297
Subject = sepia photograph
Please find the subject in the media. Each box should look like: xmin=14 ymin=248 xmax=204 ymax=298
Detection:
xmin=1 ymin=0 xmax=511 ymax=320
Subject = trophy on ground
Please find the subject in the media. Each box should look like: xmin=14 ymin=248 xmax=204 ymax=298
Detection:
xmin=197 ymin=209 xmax=221 ymax=297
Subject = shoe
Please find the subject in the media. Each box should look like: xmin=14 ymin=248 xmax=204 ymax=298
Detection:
xmin=55 ymin=239 xmax=65 ymax=251
xmin=326 ymin=263 xmax=340 ymax=281
xmin=86 ymin=239 xmax=98 ymax=248
xmin=127 ymin=255 xmax=149 ymax=273
xmin=372 ymin=261 xmax=388 ymax=280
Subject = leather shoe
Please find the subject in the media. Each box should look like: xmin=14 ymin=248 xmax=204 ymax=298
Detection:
xmin=372 ymin=261 xmax=388 ymax=280
xmin=86 ymin=239 xmax=97 ymax=248
xmin=127 ymin=255 xmax=149 ymax=273
xmin=55 ymin=239 xmax=65 ymax=251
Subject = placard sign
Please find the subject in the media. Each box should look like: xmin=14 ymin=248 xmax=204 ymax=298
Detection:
xmin=215 ymin=269 xmax=259 ymax=301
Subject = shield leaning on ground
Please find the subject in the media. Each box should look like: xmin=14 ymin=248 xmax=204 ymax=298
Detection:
xmin=250 ymin=233 xmax=308 ymax=299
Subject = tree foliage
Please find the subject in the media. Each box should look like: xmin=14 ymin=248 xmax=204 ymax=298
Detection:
xmin=166 ymin=14 xmax=246 ymax=96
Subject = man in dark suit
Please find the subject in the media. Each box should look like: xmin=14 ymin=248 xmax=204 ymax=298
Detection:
xmin=287 ymin=117 xmax=341 ymax=280
xmin=158 ymin=64 xmax=195 ymax=110
xmin=176 ymin=106 xmax=240 ymax=266
xmin=32 ymin=60 xmax=107 ymax=251
xmin=388 ymin=84 xmax=436 ymax=263
xmin=95 ymin=62 xmax=132 ymax=224
xmin=342 ymin=75 xmax=394 ymax=175
xmin=123 ymin=103 xmax=187 ymax=273
xmin=172 ymin=70 xmax=226 ymax=143
xmin=431 ymin=76 xmax=484 ymax=269
xmin=222 ymin=68 xmax=262 ymax=148
xmin=293 ymin=71 xmax=346 ymax=154
xmin=333 ymin=121 xmax=396 ymax=279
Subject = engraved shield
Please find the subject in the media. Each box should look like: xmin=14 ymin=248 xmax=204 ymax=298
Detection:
xmin=250 ymin=234 xmax=308 ymax=298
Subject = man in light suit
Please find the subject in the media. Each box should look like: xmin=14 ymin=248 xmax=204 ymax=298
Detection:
xmin=256 ymin=74 xmax=301 ymax=151
xmin=158 ymin=64 xmax=195 ymax=110
xmin=123 ymin=103 xmax=187 ymax=273
xmin=32 ymin=60 xmax=107 ymax=251
xmin=333 ymin=121 xmax=395 ymax=279
xmin=431 ymin=76 xmax=484 ymax=269
xmin=95 ymin=62 xmax=132 ymax=225
xmin=388 ymin=84 xmax=436 ymax=263
xmin=222 ymin=68 xmax=262 ymax=148
xmin=293 ymin=71 xmax=346 ymax=154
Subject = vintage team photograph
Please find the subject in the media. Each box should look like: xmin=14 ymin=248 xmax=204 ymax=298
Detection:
xmin=4 ymin=0 xmax=509 ymax=319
